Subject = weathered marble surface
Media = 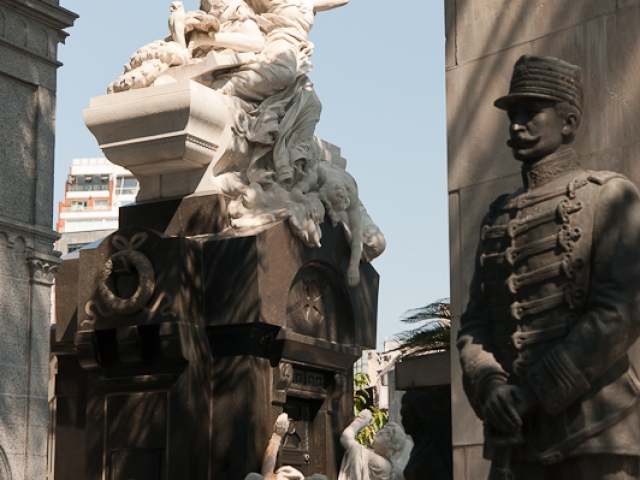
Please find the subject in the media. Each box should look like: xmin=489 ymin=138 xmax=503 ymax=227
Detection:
xmin=83 ymin=0 xmax=385 ymax=286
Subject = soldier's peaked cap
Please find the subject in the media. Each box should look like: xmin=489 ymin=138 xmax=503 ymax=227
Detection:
xmin=494 ymin=55 xmax=584 ymax=114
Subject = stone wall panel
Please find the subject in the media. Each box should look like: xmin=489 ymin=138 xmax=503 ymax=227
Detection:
xmin=455 ymin=0 xmax=616 ymax=65
xmin=0 ymin=73 xmax=37 ymax=223
xmin=447 ymin=48 xmax=529 ymax=191
xmin=445 ymin=0 xmax=457 ymax=67
xmin=448 ymin=191 xmax=463 ymax=317
xmin=25 ymin=454 xmax=47 ymax=479
xmin=0 ymin=421 xmax=25 ymax=455
xmin=450 ymin=314 xmax=485 ymax=446
xmin=618 ymin=0 xmax=640 ymax=8
xmin=0 ymin=46 xmax=57 ymax=91
xmin=622 ymin=142 xmax=640 ymax=186
xmin=615 ymin=6 xmax=640 ymax=147
xmin=5 ymin=454 xmax=24 ymax=480
xmin=453 ymin=445 xmax=491 ymax=480
xmin=0 ymin=366 xmax=28 ymax=396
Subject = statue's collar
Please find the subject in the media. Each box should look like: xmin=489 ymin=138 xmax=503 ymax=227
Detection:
xmin=521 ymin=148 xmax=581 ymax=190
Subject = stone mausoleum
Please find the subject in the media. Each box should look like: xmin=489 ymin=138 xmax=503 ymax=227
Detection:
xmin=49 ymin=1 xmax=384 ymax=479
xmin=0 ymin=1 xmax=76 ymax=478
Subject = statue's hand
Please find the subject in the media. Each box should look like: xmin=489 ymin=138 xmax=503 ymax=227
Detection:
xmin=301 ymin=43 xmax=314 ymax=57
xmin=275 ymin=466 xmax=305 ymax=480
xmin=347 ymin=264 xmax=360 ymax=287
xmin=355 ymin=408 xmax=373 ymax=426
xmin=512 ymin=382 xmax=538 ymax=418
xmin=274 ymin=413 xmax=289 ymax=436
xmin=482 ymin=380 xmax=522 ymax=434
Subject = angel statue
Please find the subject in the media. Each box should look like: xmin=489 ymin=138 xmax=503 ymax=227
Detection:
xmin=244 ymin=413 xmax=329 ymax=480
xmin=339 ymin=410 xmax=413 ymax=480
xmin=102 ymin=0 xmax=386 ymax=287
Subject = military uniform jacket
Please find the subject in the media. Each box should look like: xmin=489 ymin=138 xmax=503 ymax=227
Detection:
xmin=457 ymin=149 xmax=640 ymax=464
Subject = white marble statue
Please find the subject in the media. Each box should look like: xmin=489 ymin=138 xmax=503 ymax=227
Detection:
xmin=169 ymin=2 xmax=188 ymax=47
xmin=244 ymin=413 xmax=329 ymax=480
xmin=339 ymin=410 xmax=413 ymax=480
xmin=100 ymin=0 xmax=386 ymax=286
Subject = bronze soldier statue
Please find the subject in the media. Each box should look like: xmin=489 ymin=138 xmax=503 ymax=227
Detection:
xmin=458 ymin=54 xmax=640 ymax=479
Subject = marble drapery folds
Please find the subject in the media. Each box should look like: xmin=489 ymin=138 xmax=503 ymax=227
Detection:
xmin=102 ymin=0 xmax=385 ymax=286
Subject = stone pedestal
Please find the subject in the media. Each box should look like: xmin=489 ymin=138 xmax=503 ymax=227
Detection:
xmin=83 ymin=81 xmax=233 ymax=202
xmin=396 ymin=353 xmax=453 ymax=480
xmin=50 ymin=196 xmax=378 ymax=480
xmin=82 ymin=80 xmax=347 ymax=203
xmin=0 ymin=1 xmax=76 ymax=478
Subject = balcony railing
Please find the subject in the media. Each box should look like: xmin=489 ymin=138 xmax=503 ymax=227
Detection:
xmin=67 ymin=184 xmax=109 ymax=192
xmin=61 ymin=205 xmax=113 ymax=213
xmin=115 ymin=188 xmax=138 ymax=196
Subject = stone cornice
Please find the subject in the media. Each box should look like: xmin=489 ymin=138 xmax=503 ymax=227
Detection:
xmin=0 ymin=0 xmax=77 ymax=39
xmin=0 ymin=36 xmax=63 ymax=67
xmin=0 ymin=215 xmax=60 ymax=243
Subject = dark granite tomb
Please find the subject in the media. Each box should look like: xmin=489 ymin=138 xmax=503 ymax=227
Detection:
xmin=50 ymin=195 xmax=378 ymax=480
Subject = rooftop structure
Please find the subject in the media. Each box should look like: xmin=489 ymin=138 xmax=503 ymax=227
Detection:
xmin=56 ymin=158 xmax=138 ymax=254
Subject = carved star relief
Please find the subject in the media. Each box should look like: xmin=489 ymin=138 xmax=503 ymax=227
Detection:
xmin=302 ymin=280 xmax=325 ymax=324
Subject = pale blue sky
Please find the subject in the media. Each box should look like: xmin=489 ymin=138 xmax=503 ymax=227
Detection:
xmin=54 ymin=0 xmax=449 ymax=348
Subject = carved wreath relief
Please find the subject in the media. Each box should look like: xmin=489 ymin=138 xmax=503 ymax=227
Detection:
xmin=98 ymin=233 xmax=155 ymax=315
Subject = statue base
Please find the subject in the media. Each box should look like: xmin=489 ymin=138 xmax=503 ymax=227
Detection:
xmin=50 ymin=196 xmax=378 ymax=480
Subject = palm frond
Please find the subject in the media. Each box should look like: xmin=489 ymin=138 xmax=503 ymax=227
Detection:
xmin=399 ymin=297 xmax=451 ymax=323
xmin=391 ymin=320 xmax=451 ymax=356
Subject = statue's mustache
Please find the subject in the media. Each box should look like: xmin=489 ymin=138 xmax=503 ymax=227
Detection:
xmin=507 ymin=133 xmax=540 ymax=148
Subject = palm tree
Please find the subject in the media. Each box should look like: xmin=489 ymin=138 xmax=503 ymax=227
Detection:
xmin=390 ymin=298 xmax=451 ymax=357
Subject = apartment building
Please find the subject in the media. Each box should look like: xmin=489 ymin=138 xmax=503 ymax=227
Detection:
xmin=56 ymin=158 xmax=138 ymax=254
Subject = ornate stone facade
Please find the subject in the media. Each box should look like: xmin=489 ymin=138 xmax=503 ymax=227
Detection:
xmin=0 ymin=1 xmax=76 ymax=478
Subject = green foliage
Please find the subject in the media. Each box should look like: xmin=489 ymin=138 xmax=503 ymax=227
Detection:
xmin=391 ymin=298 xmax=451 ymax=357
xmin=353 ymin=372 xmax=370 ymax=412
xmin=396 ymin=322 xmax=451 ymax=356
xmin=353 ymin=372 xmax=389 ymax=448
xmin=399 ymin=298 xmax=451 ymax=323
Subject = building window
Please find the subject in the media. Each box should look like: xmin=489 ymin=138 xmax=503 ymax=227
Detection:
xmin=67 ymin=243 xmax=89 ymax=254
xmin=115 ymin=176 xmax=138 ymax=196
xmin=67 ymin=174 xmax=110 ymax=192
xmin=94 ymin=200 xmax=109 ymax=210
xmin=71 ymin=200 xmax=88 ymax=211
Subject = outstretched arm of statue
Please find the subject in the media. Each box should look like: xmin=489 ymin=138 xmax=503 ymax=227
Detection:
xmin=313 ymin=0 xmax=349 ymax=12
xmin=261 ymin=413 xmax=289 ymax=479
xmin=340 ymin=409 xmax=372 ymax=450
xmin=189 ymin=19 xmax=265 ymax=53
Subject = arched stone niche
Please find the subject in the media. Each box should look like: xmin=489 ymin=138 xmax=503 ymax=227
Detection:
xmin=286 ymin=261 xmax=355 ymax=344
xmin=9 ymin=18 xmax=27 ymax=47
xmin=0 ymin=10 xmax=6 ymax=37
xmin=32 ymin=28 xmax=48 ymax=57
